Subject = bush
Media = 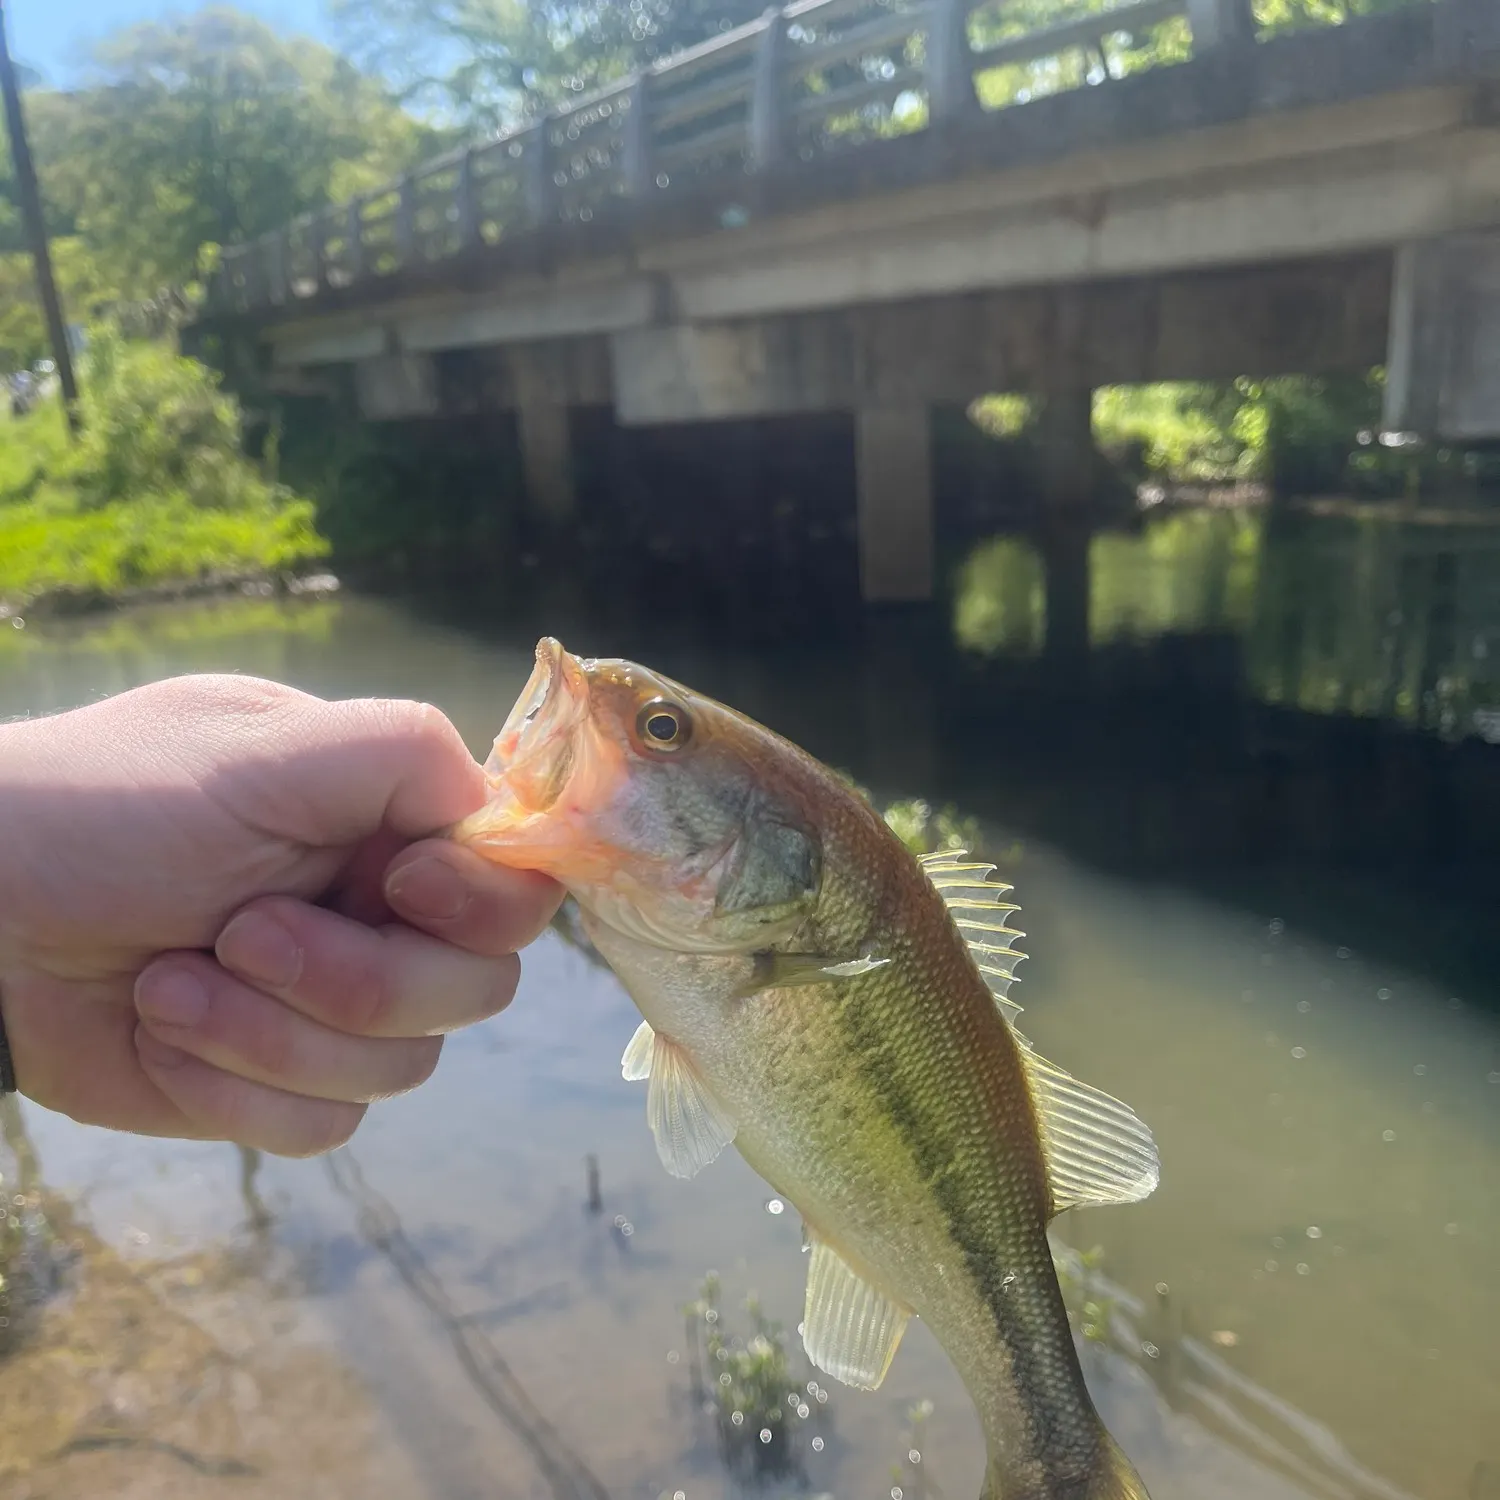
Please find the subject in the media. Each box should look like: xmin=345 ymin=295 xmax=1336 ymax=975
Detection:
xmin=0 ymin=329 xmax=327 ymax=607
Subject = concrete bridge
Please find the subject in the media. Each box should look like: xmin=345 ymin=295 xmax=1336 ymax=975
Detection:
xmin=200 ymin=0 xmax=1500 ymax=603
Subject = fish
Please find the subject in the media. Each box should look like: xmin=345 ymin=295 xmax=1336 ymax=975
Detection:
xmin=453 ymin=637 xmax=1159 ymax=1500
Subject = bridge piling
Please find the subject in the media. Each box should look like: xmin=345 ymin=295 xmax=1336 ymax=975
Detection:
xmin=1186 ymin=0 xmax=1255 ymax=50
xmin=517 ymin=399 xmax=577 ymax=523
xmin=855 ymin=407 xmax=936 ymax=605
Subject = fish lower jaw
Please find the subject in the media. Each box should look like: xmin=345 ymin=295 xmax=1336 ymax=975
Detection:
xmin=451 ymin=797 xmax=569 ymax=869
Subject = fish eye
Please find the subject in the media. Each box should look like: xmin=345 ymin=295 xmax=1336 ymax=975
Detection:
xmin=637 ymin=699 xmax=691 ymax=751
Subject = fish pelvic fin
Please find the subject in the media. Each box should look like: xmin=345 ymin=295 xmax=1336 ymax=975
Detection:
xmin=980 ymin=1434 xmax=1152 ymax=1500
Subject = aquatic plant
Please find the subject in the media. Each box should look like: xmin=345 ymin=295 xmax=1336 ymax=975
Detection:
xmin=684 ymin=1272 xmax=829 ymax=1482
xmin=881 ymin=797 xmax=984 ymax=861
xmin=1053 ymin=1243 xmax=1120 ymax=1349
xmin=0 ymin=1098 xmax=57 ymax=1359
xmin=888 ymin=1398 xmax=937 ymax=1500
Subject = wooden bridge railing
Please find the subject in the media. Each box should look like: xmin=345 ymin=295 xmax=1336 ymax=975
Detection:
xmin=212 ymin=0 xmax=1257 ymax=314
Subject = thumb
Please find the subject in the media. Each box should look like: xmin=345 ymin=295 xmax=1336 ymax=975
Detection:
xmin=183 ymin=680 xmax=488 ymax=846
xmin=309 ymin=696 xmax=489 ymax=841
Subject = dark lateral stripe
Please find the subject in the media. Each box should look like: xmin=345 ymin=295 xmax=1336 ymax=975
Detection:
xmin=833 ymin=958 xmax=1090 ymax=1471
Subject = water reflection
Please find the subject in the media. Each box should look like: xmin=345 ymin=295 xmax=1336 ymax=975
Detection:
xmin=954 ymin=503 xmax=1500 ymax=744
xmin=1 ymin=521 xmax=1498 ymax=1500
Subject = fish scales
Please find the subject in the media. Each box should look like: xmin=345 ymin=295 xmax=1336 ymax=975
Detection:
xmin=457 ymin=638 xmax=1155 ymax=1500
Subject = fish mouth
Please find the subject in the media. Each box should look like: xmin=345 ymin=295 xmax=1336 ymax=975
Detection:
xmin=452 ymin=637 xmax=592 ymax=857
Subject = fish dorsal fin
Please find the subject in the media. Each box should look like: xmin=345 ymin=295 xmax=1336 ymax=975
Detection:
xmin=1021 ymin=1043 xmax=1159 ymax=1214
xmin=803 ymin=1233 xmax=911 ymax=1391
xmin=918 ymin=848 xmax=1027 ymax=1022
xmin=620 ymin=1020 xmax=736 ymax=1179
xmin=916 ymin=851 xmax=1158 ymax=1212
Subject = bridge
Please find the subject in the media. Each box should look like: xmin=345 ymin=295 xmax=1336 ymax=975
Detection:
xmin=199 ymin=0 xmax=1500 ymax=603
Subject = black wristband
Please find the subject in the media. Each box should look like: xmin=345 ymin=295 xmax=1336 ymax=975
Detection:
xmin=0 ymin=995 xmax=15 ymax=1095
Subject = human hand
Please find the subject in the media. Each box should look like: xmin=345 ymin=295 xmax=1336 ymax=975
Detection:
xmin=0 ymin=675 xmax=561 ymax=1156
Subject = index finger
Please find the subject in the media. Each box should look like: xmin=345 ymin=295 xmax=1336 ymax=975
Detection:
xmin=383 ymin=839 xmax=564 ymax=957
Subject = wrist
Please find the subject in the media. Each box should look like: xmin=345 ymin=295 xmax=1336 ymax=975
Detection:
xmin=0 ymin=719 xmax=26 ymax=1095
xmin=0 ymin=715 xmax=49 ymax=971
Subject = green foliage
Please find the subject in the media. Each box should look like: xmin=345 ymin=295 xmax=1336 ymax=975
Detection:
xmin=882 ymin=798 xmax=984 ymax=859
xmin=0 ymin=1099 xmax=50 ymax=1360
xmin=954 ymin=513 xmax=1262 ymax=657
xmin=1094 ymin=383 xmax=1254 ymax=485
xmin=889 ymin=1398 xmax=937 ymax=1500
xmin=0 ymin=331 xmax=327 ymax=607
xmin=20 ymin=8 xmax=436 ymax=295
xmin=0 ymin=239 xmax=120 ymax=372
xmin=1091 ymin=509 xmax=1262 ymax=643
xmin=969 ymin=393 xmax=1033 ymax=440
xmin=1092 ymin=373 xmax=1488 ymax=501
xmin=686 ymin=1272 xmax=825 ymax=1480
xmin=0 ymin=594 xmax=339 ymax=663
xmin=971 ymin=0 xmax=1191 ymax=112
xmin=0 ymin=91 xmax=78 ymax=255
xmin=1054 ymin=1243 xmax=1119 ymax=1346
xmin=1254 ymin=0 xmax=1423 ymax=33
xmin=954 ymin=537 xmax=1047 ymax=656
xmin=331 ymin=0 xmax=772 ymax=126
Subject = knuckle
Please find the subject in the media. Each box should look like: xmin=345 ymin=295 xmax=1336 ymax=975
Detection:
xmin=307 ymin=937 xmax=396 ymax=1036
xmin=345 ymin=962 xmax=397 ymax=1035
xmin=156 ymin=673 xmax=300 ymax=724
xmin=242 ymin=1005 xmax=298 ymax=1082
xmin=356 ymin=696 xmax=462 ymax=752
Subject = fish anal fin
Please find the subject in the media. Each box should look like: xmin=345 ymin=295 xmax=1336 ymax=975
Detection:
xmin=803 ymin=1234 xmax=911 ymax=1391
xmin=638 ymin=1030 xmax=735 ymax=1180
xmin=1021 ymin=1046 xmax=1160 ymax=1214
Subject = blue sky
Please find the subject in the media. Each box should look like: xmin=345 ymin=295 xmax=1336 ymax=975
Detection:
xmin=9 ymin=0 xmax=334 ymax=83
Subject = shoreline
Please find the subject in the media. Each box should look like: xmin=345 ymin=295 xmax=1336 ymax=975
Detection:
xmin=0 ymin=570 xmax=342 ymax=625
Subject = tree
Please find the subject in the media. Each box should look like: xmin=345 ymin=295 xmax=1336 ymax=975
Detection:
xmin=330 ymin=0 xmax=771 ymax=129
xmin=36 ymin=7 xmax=438 ymax=294
xmin=0 ymin=90 xmax=76 ymax=255
xmin=0 ymin=237 xmax=117 ymax=371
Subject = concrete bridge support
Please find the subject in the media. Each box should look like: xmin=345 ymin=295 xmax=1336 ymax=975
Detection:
xmin=1035 ymin=385 xmax=1098 ymax=660
xmin=1384 ymin=231 xmax=1500 ymax=443
xmin=854 ymin=407 xmax=935 ymax=605
xmin=516 ymin=398 xmax=577 ymax=523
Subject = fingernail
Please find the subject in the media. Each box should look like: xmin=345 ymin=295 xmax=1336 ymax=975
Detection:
xmin=386 ymin=856 xmax=468 ymax=921
xmin=136 ymin=968 xmax=208 ymax=1030
xmin=217 ymin=910 xmax=303 ymax=989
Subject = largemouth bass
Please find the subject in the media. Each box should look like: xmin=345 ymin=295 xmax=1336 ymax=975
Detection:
xmin=455 ymin=638 xmax=1158 ymax=1500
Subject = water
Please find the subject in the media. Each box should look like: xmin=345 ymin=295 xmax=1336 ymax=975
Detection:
xmin=1 ymin=505 xmax=1498 ymax=1500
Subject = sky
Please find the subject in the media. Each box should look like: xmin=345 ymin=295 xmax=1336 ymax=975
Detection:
xmin=8 ymin=0 xmax=335 ymax=84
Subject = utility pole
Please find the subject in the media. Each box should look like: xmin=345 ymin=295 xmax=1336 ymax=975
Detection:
xmin=0 ymin=0 xmax=80 ymax=434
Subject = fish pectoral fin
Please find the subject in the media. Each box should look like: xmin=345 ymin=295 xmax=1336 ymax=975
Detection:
xmin=1021 ymin=1044 xmax=1160 ymax=1215
xmin=638 ymin=1030 xmax=736 ymax=1180
xmin=803 ymin=1234 xmax=911 ymax=1392
xmin=620 ymin=1019 xmax=655 ymax=1081
xmin=754 ymin=951 xmax=890 ymax=990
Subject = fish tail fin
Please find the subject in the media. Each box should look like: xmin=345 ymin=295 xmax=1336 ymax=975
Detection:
xmin=979 ymin=1436 xmax=1152 ymax=1500
xmin=1084 ymin=1436 xmax=1153 ymax=1500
